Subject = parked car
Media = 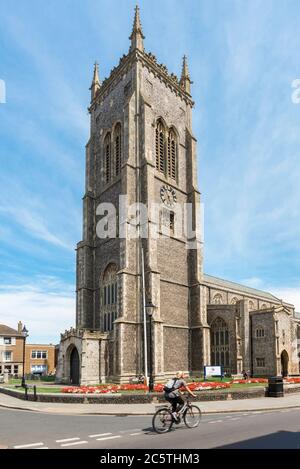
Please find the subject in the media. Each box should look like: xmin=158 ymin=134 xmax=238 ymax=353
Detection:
xmin=0 ymin=374 xmax=4 ymax=384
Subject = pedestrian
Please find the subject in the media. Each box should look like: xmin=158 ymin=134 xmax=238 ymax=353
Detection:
xmin=138 ymin=374 xmax=145 ymax=384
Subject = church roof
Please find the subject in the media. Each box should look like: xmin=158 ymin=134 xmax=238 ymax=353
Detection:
xmin=0 ymin=324 xmax=22 ymax=336
xmin=203 ymin=274 xmax=284 ymax=303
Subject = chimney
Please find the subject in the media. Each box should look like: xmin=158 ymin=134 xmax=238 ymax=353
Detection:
xmin=18 ymin=321 xmax=22 ymax=334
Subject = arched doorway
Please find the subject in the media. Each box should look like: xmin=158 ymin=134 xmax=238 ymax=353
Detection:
xmin=281 ymin=350 xmax=289 ymax=377
xmin=70 ymin=347 xmax=80 ymax=385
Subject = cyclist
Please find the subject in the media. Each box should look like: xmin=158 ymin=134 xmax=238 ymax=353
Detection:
xmin=164 ymin=371 xmax=197 ymax=422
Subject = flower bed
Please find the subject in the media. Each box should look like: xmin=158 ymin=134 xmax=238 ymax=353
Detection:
xmin=231 ymin=378 xmax=268 ymax=384
xmin=284 ymin=377 xmax=300 ymax=384
xmin=62 ymin=378 xmax=272 ymax=394
xmin=62 ymin=381 xmax=230 ymax=394
xmin=188 ymin=382 xmax=230 ymax=391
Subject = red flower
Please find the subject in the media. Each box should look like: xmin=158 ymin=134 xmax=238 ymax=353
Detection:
xmin=231 ymin=378 xmax=268 ymax=384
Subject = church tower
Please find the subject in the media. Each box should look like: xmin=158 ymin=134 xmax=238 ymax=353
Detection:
xmin=57 ymin=6 xmax=208 ymax=385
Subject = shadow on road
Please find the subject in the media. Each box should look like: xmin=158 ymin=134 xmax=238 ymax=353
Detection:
xmin=142 ymin=423 xmax=190 ymax=436
xmin=216 ymin=431 xmax=300 ymax=449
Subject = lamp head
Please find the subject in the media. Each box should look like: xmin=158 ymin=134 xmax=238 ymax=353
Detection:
xmin=22 ymin=325 xmax=29 ymax=337
xmin=145 ymin=300 xmax=156 ymax=317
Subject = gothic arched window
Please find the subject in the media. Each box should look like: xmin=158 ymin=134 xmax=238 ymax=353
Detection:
xmin=230 ymin=297 xmax=238 ymax=305
xmin=167 ymin=128 xmax=177 ymax=180
xmin=114 ymin=123 xmax=121 ymax=177
xmin=213 ymin=293 xmax=223 ymax=305
xmin=249 ymin=300 xmax=255 ymax=310
xmin=211 ymin=317 xmax=230 ymax=369
xmin=104 ymin=133 xmax=111 ymax=183
xmin=156 ymin=119 xmax=165 ymax=173
xmin=102 ymin=263 xmax=118 ymax=332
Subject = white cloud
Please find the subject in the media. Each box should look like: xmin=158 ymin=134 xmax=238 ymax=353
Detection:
xmin=238 ymin=276 xmax=300 ymax=311
xmin=0 ymin=205 xmax=71 ymax=250
xmin=240 ymin=277 xmax=265 ymax=289
xmin=0 ymin=278 xmax=75 ymax=344
xmin=270 ymin=287 xmax=300 ymax=312
xmin=0 ymin=173 xmax=80 ymax=253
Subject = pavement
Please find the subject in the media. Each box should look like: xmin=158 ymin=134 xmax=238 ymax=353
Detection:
xmin=0 ymin=390 xmax=300 ymax=415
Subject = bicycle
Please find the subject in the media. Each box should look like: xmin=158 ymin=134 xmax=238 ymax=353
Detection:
xmin=152 ymin=395 xmax=202 ymax=433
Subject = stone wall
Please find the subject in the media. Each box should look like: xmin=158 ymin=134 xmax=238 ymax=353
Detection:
xmin=163 ymin=326 xmax=189 ymax=372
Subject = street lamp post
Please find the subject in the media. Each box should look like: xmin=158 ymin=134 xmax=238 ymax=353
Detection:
xmin=145 ymin=301 xmax=155 ymax=392
xmin=21 ymin=325 xmax=29 ymax=388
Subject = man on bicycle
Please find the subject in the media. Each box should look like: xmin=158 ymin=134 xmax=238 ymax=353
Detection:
xmin=164 ymin=371 xmax=197 ymax=421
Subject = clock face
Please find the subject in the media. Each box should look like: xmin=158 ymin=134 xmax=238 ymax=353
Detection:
xmin=160 ymin=185 xmax=177 ymax=208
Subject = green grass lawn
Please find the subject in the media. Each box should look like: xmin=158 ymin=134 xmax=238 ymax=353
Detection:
xmin=4 ymin=386 xmax=63 ymax=394
xmin=8 ymin=378 xmax=57 ymax=386
xmin=2 ymin=376 xmax=267 ymax=395
xmin=28 ymin=387 xmax=63 ymax=394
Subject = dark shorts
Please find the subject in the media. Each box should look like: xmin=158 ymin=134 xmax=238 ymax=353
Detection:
xmin=164 ymin=393 xmax=184 ymax=412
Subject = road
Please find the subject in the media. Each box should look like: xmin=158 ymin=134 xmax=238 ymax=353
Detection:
xmin=0 ymin=407 xmax=300 ymax=449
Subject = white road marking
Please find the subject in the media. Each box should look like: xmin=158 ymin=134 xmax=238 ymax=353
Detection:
xmin=14 ymin=442 xmax=44 ymax=449
xmin=96 ymin=435 xmax=121 ymax=442
xmin=56 ymin=437 xmax=80 ymax=443
xmin=60 ymin=440 xmax=88 ymax=447
xmin=130 ymin=432 xmax=143 ymax=436
xmin=35 ymin=447 xmax=49 ymax=449
xmin=89 ymin=433 xmax=112 ymax=438
xmin=230 ymin=417 xmax=241 ymax=421
xmin=208 ymin=420 xmax=223 ymax=424
xmin=120 ymin=428 xmax=141 ymax=433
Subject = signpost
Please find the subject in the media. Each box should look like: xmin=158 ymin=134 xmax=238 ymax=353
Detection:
xmin=204 ymin=365 xmax=223 ymax=381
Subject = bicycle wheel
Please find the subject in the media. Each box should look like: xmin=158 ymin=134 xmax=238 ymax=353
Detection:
xmin=152 ymin=408 xmax=174 ymax=433
xmin=183 ymin=405 xmax=202 ymax=428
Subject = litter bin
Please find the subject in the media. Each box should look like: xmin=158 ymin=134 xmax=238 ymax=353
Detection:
xmin=268 ymin=376 xmax=284 ymax=397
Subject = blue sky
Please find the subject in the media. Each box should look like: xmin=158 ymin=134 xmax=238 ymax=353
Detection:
xmin=0 ymin=0 xmax=300 ymax=343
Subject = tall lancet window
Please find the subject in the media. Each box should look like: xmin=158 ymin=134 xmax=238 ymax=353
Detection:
xmin=114 ymin=123 xmax=121 ymax=176
xmin=102 ymin=263 xmax=118 ymax=332
xmin=211 ymin=317 xmax=230 ymax=370
xmin=167 ymin=128 xmax=177 ymax=180
xmin=156 ymin=119 xmax=165 ymax=173
xmin=104 ymin=132 xmax=111 ymax=183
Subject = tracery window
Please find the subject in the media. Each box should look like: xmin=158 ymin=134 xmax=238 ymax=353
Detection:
xmin=167 ymin=128 xmax=177 ymax=180
xmin=249 ymin=300 xmax=255 ymax=310
xmin=156 ymin=120 xmax=165 ymax=173
xmin=114 ymin=123 xmax=121 ymax=176
xmin=104 ymin=132 xmax=111 ymax=183
xmin=102 ymin=264 xmax=118 ymax=332
xmin=230 ymin=297 xmax=238 ymax=305
xmin=210 ymin=317 xmax=230 ymax=369
xmin=155 ymin=120 xmax=178 ymax=181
